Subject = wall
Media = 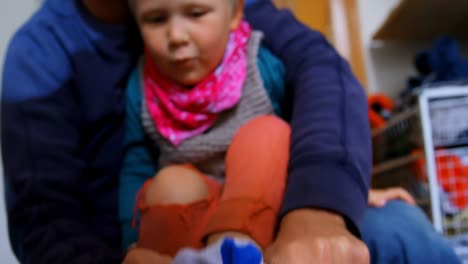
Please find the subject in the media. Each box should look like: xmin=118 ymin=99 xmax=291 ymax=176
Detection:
xmin=358 ymin=0 xmax=468 ymax=98
xmin=358 ymin=0 xmax=432 ymax=97
xmin=0 ymin=1 xmax=41 ymax=85
xmin=1 ymin=1 xmax=41 ymax=263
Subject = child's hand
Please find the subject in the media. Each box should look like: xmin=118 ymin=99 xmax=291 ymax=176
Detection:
xmin=368 ymin=187 xmax=416 ymax=208
xmin=123 ymin=247 xmax=172 ymax=264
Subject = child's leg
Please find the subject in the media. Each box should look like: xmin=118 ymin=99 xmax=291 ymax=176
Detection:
xmin=204 ymin=115 xmax=291 ymax=249
xmin=138 ymin=165 xmax=222 ymax=256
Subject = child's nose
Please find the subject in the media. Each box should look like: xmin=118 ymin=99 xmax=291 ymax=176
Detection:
xmin=167 ymin=19 xmax=189 ymax=47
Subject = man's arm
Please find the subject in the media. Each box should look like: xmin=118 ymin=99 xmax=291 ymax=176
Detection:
xmin=2 ymin=32 xmax=122 ymax=264
xmin=245 ymin=0 xmax=371 ymax=234
xmin=245 ymin=2 xmax=371 ymax=262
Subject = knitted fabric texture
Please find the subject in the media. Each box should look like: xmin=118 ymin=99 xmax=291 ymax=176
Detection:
xmin=140 ymin=31 xmax=273 ymax=178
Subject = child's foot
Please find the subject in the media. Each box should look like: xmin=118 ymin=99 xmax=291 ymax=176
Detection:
xmin=172 ymin=238 xmax=263 ymax=264
xmin=221 ymin=238 xmax=263 ymax=264
xmin=172 ymin=240 xmax=223 ymax=264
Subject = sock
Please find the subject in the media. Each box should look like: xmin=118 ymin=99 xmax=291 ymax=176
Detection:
xmin=172 ymin=238 xmax=263 ymax=264
xmin=221 ymin=238 xmax=263 ymax=264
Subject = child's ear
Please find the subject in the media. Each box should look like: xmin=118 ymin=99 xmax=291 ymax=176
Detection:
xmin=229 ymin=0 xmax=244 ymax=30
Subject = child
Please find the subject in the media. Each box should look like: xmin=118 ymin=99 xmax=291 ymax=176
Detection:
xmin=122 ymin=0 xmax=291 ymax=262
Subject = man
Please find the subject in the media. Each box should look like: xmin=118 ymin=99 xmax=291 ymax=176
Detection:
xmin=2 ymin=0 xmax=370 ymax=263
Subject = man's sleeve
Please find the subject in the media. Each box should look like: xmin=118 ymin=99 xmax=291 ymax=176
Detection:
xmin=1 ymin=33 xmax=122 ymax=264
xmin=245 ymin=0 xmax=372 ymax=234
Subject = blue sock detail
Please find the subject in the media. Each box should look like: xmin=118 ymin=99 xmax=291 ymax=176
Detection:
xmin=221 ymin=238 xmax=262 ymax=264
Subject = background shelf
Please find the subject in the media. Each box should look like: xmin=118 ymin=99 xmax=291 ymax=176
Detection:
xmin=373 ymin=0 xmax=468 ymax=41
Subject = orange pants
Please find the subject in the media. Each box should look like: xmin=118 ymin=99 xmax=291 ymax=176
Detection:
xmin=136 ymin=115 xmax=290 ymax=256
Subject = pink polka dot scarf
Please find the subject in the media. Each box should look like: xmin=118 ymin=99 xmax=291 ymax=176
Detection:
xmin=143 ymin=21 xmax=252 ymax=146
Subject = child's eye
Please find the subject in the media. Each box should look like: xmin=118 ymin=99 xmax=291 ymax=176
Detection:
xmin=189 ymin=9 xmax=207 ymax=18
xmin=147 ymin=14 xmax=168 ymax=24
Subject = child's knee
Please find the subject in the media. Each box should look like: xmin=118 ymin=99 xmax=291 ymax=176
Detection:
xmin=241 ymin=115 xmax=290 ymax=141
xmin=145 ymin=165 xmax=211 ymax=206
xmin=228 ymin=115 xmax=290 ymax=162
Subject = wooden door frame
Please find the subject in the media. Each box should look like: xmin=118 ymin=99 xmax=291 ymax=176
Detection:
xmin=273 ymin=0 xmax=368 ymax=89
xmin=329 ymin=0 xmax=367 ymax=88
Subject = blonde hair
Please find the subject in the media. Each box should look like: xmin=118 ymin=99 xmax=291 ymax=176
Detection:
xmin=128 ymin=0 xmax=239 ymax=14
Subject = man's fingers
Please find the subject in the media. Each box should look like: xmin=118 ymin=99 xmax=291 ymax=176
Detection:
xmin=349 ymin=239 xmax=370 ymax=264
xmin=265 ymin=236 xmax=370 ymax=264
xmin=369 ymin=188 xmax=416 ymax=207
xmin=388 ymin=188 xmax=416 ymax=205
xmin=328 ymin=236 xmax=370 ymax=264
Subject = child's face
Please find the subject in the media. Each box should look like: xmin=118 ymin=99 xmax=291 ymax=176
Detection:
xmin=133 ymin=0 xmax=243 ymax=86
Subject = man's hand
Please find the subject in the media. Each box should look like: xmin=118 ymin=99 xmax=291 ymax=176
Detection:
xmin=123 ymin=247 xmax=172 ymax=264
xmin=368 ymin=187 xmax=416 ymax=208
xmin=265 ymin=209 xmax=369 ymax=264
